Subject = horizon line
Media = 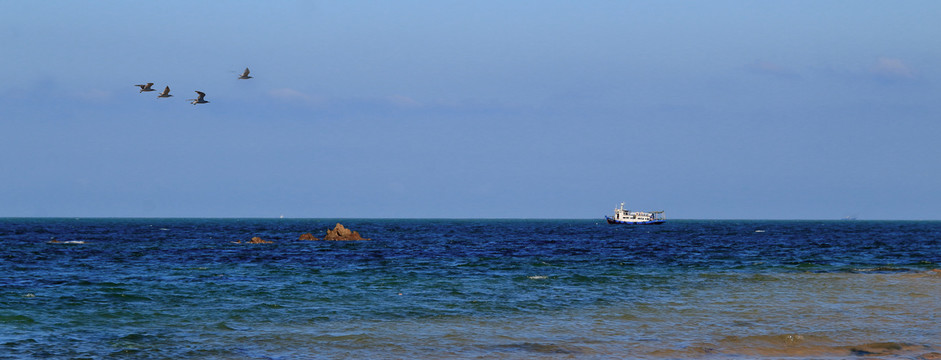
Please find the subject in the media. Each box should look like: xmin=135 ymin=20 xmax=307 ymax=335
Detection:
xmin=1 ymin=216 xmax=937 ymax=222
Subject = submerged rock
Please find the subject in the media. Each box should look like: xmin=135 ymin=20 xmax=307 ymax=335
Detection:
xmin=298 ymin=233 xmax=319 ymax=241
xmin=322 ymin=223 xmax=369 ymax=241
xmin=847 ymin=342 xmax=923 ymax=357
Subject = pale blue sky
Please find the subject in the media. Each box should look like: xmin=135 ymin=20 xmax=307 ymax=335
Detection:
xmin=2 ymin=1 xmax=939 ymax=219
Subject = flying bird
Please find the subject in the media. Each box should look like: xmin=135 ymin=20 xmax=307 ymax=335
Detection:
xmin=157 ymin=86 xmax=173 ymax=98
xmin=135 ymin=83 xmax=156 ymax=92
xmin=189 ymin=91 xmax=209 ymax=105
xmin=238 ymin=68 xmax=252 ymax=79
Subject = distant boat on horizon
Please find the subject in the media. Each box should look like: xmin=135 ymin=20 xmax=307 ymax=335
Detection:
xmin=605 ymin=202 xmax=665 ymax=225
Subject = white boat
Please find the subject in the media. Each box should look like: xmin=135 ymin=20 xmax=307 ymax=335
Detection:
xmin=605 ymin=203 xmax=665 ymax=225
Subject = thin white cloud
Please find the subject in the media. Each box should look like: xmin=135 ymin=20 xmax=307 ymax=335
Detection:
xmin=268 ymin=90 xmax=426 ymax=111
xmin=268 ymin=88 xmax=326 ymax=105
xmin=385 ymin=95 xmax=422 ymax=108
xmin=72 ymin=89 xmax=112 ymax=102
xmin=746 ymin=60 xmax=799 ymax=78
xmin=870 ymin=57 xmax=916 ymax=80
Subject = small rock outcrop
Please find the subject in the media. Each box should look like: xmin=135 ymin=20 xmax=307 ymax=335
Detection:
xmin=299 ymin=233 xmax=319 ymax=241
xmin=247 ymin=237 xmax=273 ymax=244
xmin=322 ymin=223 xmax=369 ymax=241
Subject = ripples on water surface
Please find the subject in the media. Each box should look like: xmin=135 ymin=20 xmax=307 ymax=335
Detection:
xmin=1 ymin=219 xmax=939 ymax=359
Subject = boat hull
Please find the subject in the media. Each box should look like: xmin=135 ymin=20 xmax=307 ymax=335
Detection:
xmin=605 ymin=216 xmax=665 ymax=225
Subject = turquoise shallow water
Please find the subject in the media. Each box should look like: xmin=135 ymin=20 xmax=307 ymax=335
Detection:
xmin=1 ymin=219 xmax=939 ymax=359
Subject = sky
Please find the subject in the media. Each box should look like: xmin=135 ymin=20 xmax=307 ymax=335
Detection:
xmin=2 ymin=1 xmax=940 ymax=220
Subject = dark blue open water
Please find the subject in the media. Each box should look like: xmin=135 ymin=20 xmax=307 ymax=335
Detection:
xmin=1 ymin=219 xmax=939 ymax=359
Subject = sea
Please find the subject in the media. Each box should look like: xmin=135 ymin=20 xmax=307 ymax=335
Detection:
xmin=1 ymin=218 xmax=939 ymax=359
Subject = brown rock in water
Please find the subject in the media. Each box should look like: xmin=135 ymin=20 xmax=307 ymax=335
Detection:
xmin=247 ymin=237 xmax=273 ymax=244
xmin=323 ymin=223 xmax=369 ymax=241
xmin=299 ymin=233 xmax=319 ymax=241
xmin=918 ymin=352 xmax=941 ymax=360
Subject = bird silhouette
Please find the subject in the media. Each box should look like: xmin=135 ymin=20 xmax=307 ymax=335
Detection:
xmin=238 ymin=68 xmax=253 ymax=79
xmin=189 ymin=91 xmax=209 ymax=105
xmin=157 ymin=86 xmax=173 ymax=98
xmin=135 ymin=83 xmax=156 ymax=92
